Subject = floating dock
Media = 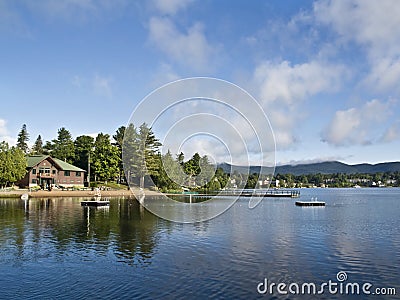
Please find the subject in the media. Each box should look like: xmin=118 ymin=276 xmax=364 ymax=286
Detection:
xmin=81 ymin=200 xmax=110 ymax=207
xmin=295 ymin=201 xmax=325 ymax=206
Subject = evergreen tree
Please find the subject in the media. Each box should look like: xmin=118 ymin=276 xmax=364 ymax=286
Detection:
xmin=16 ymin=124 xmax=29 ymax=154
xmin=184 ymin=152 xmax=201 ymax=186
xmin=74 ymin=135 xmax=94 ymax=173
xmin=137 ymin=123 xmax=161 ymax=188
xmin=113 ymin=126 xmax=126 ymax=183
xmin=121 ymin=123 xmax=162 ymax=188
xmin=113 ymin=126 xmax=126 ymax=148
xmin=42 ymin=140 xmax=54 ymax=155
xmin=214 ymin=167 xmax=228 ymax=188
xmin=122 ymin=123 xmax=139 ymax=184
xmin=31 ymin=135 xmax=43 ymax=154
xmin=51 ymin=127 xmax=75 ymax=163
xmin=176 ymin=152 xmax=184 ymax=166
xmin=196 ymin=155 xmax=215 ymax=187
xmin=158 ymin=150 xmax=186 ymax=189
xmin=206 ymin=176 xmax=222 ymax=191
xmin=92 ymin=133 xmax=120 ymax=182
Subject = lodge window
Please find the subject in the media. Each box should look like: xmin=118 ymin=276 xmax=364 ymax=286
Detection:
xmin=76 ymin=172 xmax=81 ymax=177
xmin=32 ymin=179 xmax=37 ymax=184
xmin=65 ymin=171 xmax=70 ymax=176
xmin=32 ymin=169 xmax=36 ymax=174
xmin=52 ymin=170 xmax=56 ymax=174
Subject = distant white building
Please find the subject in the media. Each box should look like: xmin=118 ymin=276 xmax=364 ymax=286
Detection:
xmin=271 ymin=179 xmax=280 ymax=188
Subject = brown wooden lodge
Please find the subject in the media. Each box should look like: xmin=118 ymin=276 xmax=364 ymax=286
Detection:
xmin=17 ymin=155 xmax=86 ymax=189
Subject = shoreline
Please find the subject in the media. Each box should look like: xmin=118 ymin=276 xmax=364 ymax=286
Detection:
xmin=0 ymin=188 xmax=161 ymax=199
xmin=0 ymin=186 xmax=398 ymax=199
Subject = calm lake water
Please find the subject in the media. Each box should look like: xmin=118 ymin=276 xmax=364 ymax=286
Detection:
xmin=0 ymin=188 xmax=399 ymax=299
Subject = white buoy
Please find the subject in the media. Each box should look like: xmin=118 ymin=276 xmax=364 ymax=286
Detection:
xmin=20 ymin=193 xmax=29 ymax=201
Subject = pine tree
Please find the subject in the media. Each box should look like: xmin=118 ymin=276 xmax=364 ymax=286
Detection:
xmin=113 ymin=126 xmax=126 ymax=183
xmin=74 ymin=135 xmax=94 ymax=173
xmin=92 ymin=133 xmax=120 ymax=182
xmin=51 ymin=127 xmax=75 ymax=163
xmin=158 ymin=150 xmax=186 ymax=188
xmin=122 ymin=123 xmax=139 ymax=184
xmin=122 ymin=123 xmax=162 ymax=188
xmin=113 ymin=126 xmax=125 ymax=149
xmin=42 ymin=140 xmax=53 ymax=155
xmin=31 ymin=135 xmax=43 ymax=154
xmin=197 ymin=155 xmax=215 ymax=187
xmin=138 ymin=123 xmax=161 ymax=188
xmin=176 ymin=152 xmax=184 ymax=166
xmin=184 ymin=152 xmax=201 ymax=186
xmin=16 ymin=124 xmax=29 ymax=154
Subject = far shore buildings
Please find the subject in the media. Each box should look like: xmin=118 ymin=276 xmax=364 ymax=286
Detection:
xmin=17 ymin=155 xmax=86 ymax=189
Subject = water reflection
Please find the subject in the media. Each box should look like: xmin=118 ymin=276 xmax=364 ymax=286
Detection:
xmin=0 ymin=190 xmax=399 ymax=299
xmin=0 ymin=197 xmax=164 ymax=266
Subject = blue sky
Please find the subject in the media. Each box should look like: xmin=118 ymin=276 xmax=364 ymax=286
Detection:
xmin=1 ymin=0 xmax=400 ymax=165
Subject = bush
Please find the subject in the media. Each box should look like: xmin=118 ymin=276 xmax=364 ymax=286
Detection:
xmin=90 ymin=182 xmax=98 ymax=188
xmin=30 ymin=185 xmax=41 ymax=192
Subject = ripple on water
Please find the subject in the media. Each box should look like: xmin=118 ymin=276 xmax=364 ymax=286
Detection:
xmin=0 ymin=192 xmax=399 ymax=299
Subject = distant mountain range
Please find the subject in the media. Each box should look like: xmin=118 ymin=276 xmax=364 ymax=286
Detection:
xmin=218 ymin=161 xmax=400 ymax=176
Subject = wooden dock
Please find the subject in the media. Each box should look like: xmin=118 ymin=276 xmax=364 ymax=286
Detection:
xmin=295 ymin=201 xmax=325 ymax=207
xmin=218 ymin=190 xmax=300 ymax=198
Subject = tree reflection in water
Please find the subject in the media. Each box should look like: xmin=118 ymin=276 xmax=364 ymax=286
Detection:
xmin=0 ymin=197 xmax=165 ymax=266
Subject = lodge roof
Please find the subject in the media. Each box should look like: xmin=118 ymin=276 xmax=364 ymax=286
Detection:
xmin=27 ymin=155 xmax=86 ymax=172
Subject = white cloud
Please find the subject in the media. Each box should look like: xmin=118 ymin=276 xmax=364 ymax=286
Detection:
xmin=0 ymin=119 xmax=8 ymax=136
xmin=322 ymin=99 xmax=394 ymax=146
xmin=152 ymin=0 xmax=193 ymax=15
xmin=314 ymin=0 xmax=400 ymax=57
xmin=148 ymin=16 xmax=218 ymax=72
xmin=255 ymin=60 xmax=344 ymax=106
xmin=150 ymin=63 xmax=181 ymax=88
xmin=1 ymin=136 xmax=17 ymax=146
xmin=363 ymin=58 xmax=400 ymax=93
xmin=0 ymin=118 xmax=16 ymax=145
xmin=313 ymin=0 xmax=400 ymax=93
xmin=92 ymin=74 xmax=113 ymax=98
xmin=252 ymin=59 xmax=346 ymax=148
xmin=381 ymin=122 xmax=400 ymax=143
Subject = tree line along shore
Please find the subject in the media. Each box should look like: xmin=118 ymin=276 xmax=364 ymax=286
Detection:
xmin=1 ymin=124 xmax=399 ymax=192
